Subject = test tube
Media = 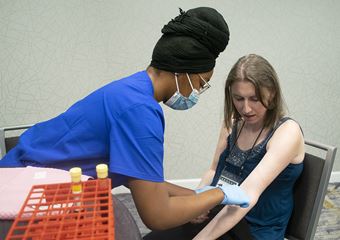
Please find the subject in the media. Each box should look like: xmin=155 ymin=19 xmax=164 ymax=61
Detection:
xmin=96 ymin=164 xmax=108 ymax=189
xmin=96 ymin=164 xmax=109 ymax=218
xmin=69 ymin=167 xmax=82 ymax=211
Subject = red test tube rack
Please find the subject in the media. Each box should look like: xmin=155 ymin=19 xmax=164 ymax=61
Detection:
xmin=6 ymin=179 xmax=114 ymax=240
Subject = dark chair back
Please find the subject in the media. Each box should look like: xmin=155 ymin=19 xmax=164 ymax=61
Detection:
xmin=285 ymin=140 xmax=337 ymax=240
xmin=0 ymin=124 xmax=33 ymax=158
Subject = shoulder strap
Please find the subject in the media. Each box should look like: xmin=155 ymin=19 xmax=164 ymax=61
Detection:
xmin=266 ymin=117 xmax=298 ymax=141
xmin=227 ymin=121 xmax=241 ymax=150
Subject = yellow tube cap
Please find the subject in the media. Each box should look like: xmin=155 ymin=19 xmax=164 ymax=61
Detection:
xmin=69 ymin=167 xmax=82 ymax=182
xmin=96 ymin=164 xmax=108 ymax=179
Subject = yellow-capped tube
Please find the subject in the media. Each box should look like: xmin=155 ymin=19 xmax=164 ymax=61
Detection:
xmin=96 ymin=164 xmax=109 ymax=215
xmin=96 ymin=164 xmax=108 ymax=190
xmin=69 ymin=167 xmax=82 ymax=210
xmin=96 ymin=164 xmax=108 ymax=179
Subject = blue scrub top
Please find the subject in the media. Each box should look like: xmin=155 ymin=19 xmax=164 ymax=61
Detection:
xmin=0 ymin=71 xmax=165 ymax=187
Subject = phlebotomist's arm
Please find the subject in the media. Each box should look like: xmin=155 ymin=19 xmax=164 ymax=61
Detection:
xmin=164 ymin=181 xmax=195 ymax=196
xmin=128 ymin=178 xmax=225 ymax=231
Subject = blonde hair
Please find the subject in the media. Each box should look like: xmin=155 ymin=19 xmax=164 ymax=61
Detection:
xmin=224 ymin=54 xmax=287 ymax=130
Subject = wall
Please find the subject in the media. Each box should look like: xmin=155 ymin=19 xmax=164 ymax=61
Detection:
xmin=0 ymin=0 xmax=339 ymax=180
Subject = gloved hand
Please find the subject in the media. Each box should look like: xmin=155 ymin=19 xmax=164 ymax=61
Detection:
xmin=217 ymin=185 xmax=250 ymax=208
xmin=194 ymin=185 xmax=216 ymax=194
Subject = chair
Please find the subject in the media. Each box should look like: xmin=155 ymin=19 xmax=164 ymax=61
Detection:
xmin=0 ymin=124 xmax=33 ymax=158
xmin=285 ymin=139 xmax=337 ymax=240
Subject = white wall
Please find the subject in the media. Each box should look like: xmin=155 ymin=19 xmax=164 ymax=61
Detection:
xmin=1 ymin=0 xmax=339 ymax=179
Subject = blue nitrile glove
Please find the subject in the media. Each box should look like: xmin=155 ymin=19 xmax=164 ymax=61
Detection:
xmin=194 ymin=185 xmax=216 ymax=194
xmin=217 ymin=185 xmax=250 ymax=208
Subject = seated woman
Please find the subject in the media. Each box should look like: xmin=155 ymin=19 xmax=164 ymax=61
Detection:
xmin=144 ymin=54 xmax=305 ymax=240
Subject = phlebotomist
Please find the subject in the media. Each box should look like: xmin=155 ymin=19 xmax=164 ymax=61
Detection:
xmin=0 ymin=7 xmax=249 ymax=231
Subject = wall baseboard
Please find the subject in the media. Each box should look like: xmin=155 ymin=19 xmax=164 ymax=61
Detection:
xmin=330 ymin=171 xmax=340 ymax=183
xmin=112 ymin=172 xmax=340 ymax=194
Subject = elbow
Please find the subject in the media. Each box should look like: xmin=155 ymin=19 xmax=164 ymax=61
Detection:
xmin=141 ymin=207 xmax=189 ymax=231
xmin=145 ymin=222 xmax=169 ymax=231
xmin=240 ymin=183 xmax=261 ymax=209
xmin=139 ymin=208 xmax=175 ymax=231
xmin=142 ymin=215 xmax=173 ymax=231
xmin=247 ymin=191 xmax=260 ymax=208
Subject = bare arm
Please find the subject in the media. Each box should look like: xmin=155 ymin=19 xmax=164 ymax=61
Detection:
xmin=128 ymin=178 xmax=224 ymax=231
xmin=165 ymin=181 xmax=195 ymax=196
xmin=194 ymin=120 xmax=305 ymax=240
xmin=197 ymin=123 xmax=230 ymax=188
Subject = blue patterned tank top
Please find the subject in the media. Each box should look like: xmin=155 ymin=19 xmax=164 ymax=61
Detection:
xmin=211 ymin=117 xmax=303 ymax=240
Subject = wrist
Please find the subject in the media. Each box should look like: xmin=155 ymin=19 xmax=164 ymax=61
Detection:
xmin=214 ymin=187 xmax=225 ymax=204
xmin=194 ymin=185 xmax=215 ymax=194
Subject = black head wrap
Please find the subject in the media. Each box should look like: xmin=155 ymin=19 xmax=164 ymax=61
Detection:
xmin=150 ymin=7 xmax=229 ymax=73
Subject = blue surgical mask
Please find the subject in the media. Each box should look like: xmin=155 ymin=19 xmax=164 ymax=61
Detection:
xmin=165 ymin=73 xmax=200 ymax=110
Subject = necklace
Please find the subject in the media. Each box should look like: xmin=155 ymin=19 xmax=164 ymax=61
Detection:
xmin=227 ymin=120 xmax=265 ymax=176
xmin=229 ymin=121 xmax=264 ymax=152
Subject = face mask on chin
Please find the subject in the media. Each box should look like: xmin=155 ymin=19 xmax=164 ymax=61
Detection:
xmin=164 ymin=73 xmax=200 ymax=110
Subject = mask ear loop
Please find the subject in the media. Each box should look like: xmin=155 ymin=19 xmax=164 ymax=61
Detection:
xmin=174 ymin=73 xmax=180 ymax=92
xmin=186 ymin=73 xmax=195 ymax=91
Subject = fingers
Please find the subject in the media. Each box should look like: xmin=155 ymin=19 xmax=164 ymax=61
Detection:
xmin=217 ymin=185 xmax=250 ymax=207
xmin=190 ymin=212 xmax=210 ymax=224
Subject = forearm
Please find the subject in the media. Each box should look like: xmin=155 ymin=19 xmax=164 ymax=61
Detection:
xmin=154 ymin=189 xmax=224 ymax=229
xmin=165 ymin=181 xmax=195 ymax=196
xmin=129 ymin=179 xmax=224 ymax=230
xmin=194 ymin=205 xmax=249 ymax=240
xmin=197 ymin=169 xmax=215 ymax=188
xmin=194 ymin=174 xmax=260 ymax=239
